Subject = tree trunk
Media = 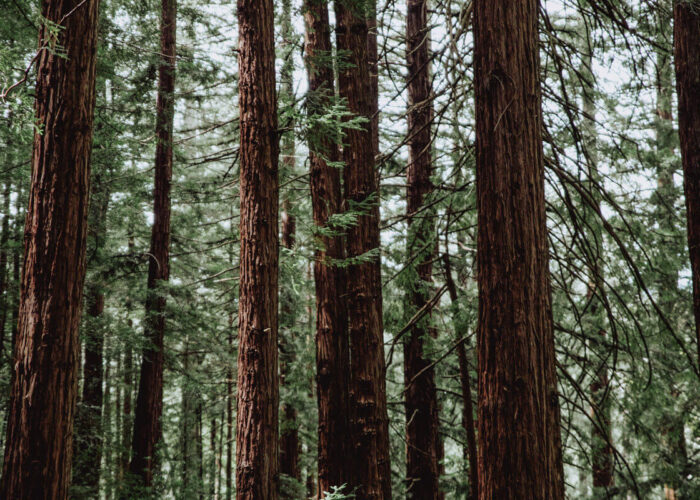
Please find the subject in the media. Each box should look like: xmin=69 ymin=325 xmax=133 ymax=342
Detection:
xmin=129 ymin=0 xmax=176 ymax=488
xmin=303 ymin=0 xmax=351 ymax=496
xmin=473 ymin=0 xmax=565 ymax=498
xmin=73 ymin=166 xmax=111 ymax=497
xmin=279 ymin=0 xmax=301 ymax=488
xmin=334 ymin=1 xmax=391 ymax=498
xmin=0 ymin=0 xmax=100 ymax=497
xmin=235 ymin=0 xmax=280 ymax=496
xmin=675 ymin=0 xmax=700 ymax=373
xmin=0 ymin=181 xmax=11 ymax=349
xmin=579 ymin=26 xmax=614 ymax=491
xmin=442 ymin=254 xmax=478 ymax=500
xmin=403 ymin=0 xmax=440 ymax=497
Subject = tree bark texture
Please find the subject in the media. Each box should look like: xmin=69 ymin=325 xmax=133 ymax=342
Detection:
xmin=473 ymin=0 xmax=565 ymax=498
xmin=334 ymin=1 xmax=392 ymax=498
xmin=235 ymin=0 xmax=280 ymax=496
xmin=404 ymin=0 xmax=441 ymax=498
xmin=0 ymin=1 xmax=100 ymax=498
xmin=129 ymin=0 xmax=176 ymax=488
xmin=674 ymin=0 xmax=700 ymax=371
xmin=304 ymin=0 xmax=351 ymax=496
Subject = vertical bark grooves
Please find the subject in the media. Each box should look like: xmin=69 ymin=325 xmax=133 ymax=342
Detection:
xmin=235 ymin=0 xmax=279 ymax=496
xmin=404 ymin=0 xmax=440 ymax=497
xmin=674 ymin=0 xmax=700 ymax=372
xmin=473 ymin=0 xmax=565 ymax=498
xmin=334 ymin=2 xmax=391 ymax=498
xmin=129 ymin=0 xmax=176 ymax=488
xmin=0 ymin=0 xmax=100 ymax=498
xmin=304 ymin=0 xmax=350 ymax=496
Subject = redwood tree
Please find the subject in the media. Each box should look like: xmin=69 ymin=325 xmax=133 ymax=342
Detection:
xmin=335 ymin=1 xmax=391 ymax=497
xmin=473 ymin=0 xmax=565 ymax=498
xmin=403 ymin=0 xmax=441 ymax=497
xmin=0 ymin=0 xmax=100 ymax=497
xmin=235 ymin=0 xmax=280 ymax=496
xmin=304 ymin=0 xmax=350 ymax=495
xmin=674 ymin=0 xmax=700 ymax=371
xmin=128 ymin=0 xmax=177 ymax=488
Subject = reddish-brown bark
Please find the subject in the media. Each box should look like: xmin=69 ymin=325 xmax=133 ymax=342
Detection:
xmin=442 ymin=254 xmax=478 ymax=500
xmin=235 ymin=0 xmax=280 ymax=496
xmin=473 ymin=0 xmax=565 ymax=498
xmin=674 ymin=0 xmax=700 ymax=370
xmin=129 ymin=0 xmax=176 ymax=488
xmin=334 ymin=2 xmax=391 ymax=498
xmin=403 ymin=0 xmax=441 ymax=497
xmin=304 ymin=0 xmax=351 ymax=496
xmin=0 ymin=1 xmax=100 ymax=497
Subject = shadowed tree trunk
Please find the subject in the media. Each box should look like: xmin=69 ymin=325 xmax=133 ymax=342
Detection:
xmin=279 ymin=0 xmax=301 ymax=489
xmin=578 ymin=25 xmax=614 ymax=491
xmin=473 ymin=0 xmax=565 ymax=498
xmin=0 ymin=181 xmax=11 ymax=350
xmin=73 ymin=165 xmax=111 ymax=497
xmin=303 ymin=0 xmax=350 ymax=496
xmin=442 ymin=254 xmax=478 ymax=500
xmin=675 ymin=0 xmax=700 ymax=372
xmin=334 ymin=0 xmax=392 ymax=498
xmin=235 ymin=0 xmax=280 ymax=496
xmin=128 ymin=0 xmax=176 ymax=489
xmin=403 ymin=0 xmax=441 ymax=497
xmin=0 ymin=0 xmax=100 ymax=497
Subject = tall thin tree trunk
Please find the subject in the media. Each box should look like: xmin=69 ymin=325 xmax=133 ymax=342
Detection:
xmin=473 ymin=0 xmax=565 ymax=498
xmin=579 ymin=25 xmax=614 ymax=491
xmin=0 ymin=181 xmax=11 ymax=348
xmin=0 ymin=1 xmax=100 ymax=497
xmin=235 ymin=0 xmax=279 ymax=496
xmin=279 ymin=0 xmax=301 ymax=488
xmin=442 ymin=254 xmax=478 ymax=500
xmin=654 ymin=7 xmax=688 ymax=495
xmin=226 ymin=310 xmax=234 ymax=500
xmin=334 ymin=1 xmax=392 ymax=498
xmin=303 ymin=0 xmax=351 ymax=496
xmin=128 ymin=0 xmax=176 ymax=489
xmin=73 ymin=164 xmax=111 ymax=496
xmin=674 ymin=0 xmax=700 ymax=373
xmin=403 ymin=0 xmax=440 ymax=497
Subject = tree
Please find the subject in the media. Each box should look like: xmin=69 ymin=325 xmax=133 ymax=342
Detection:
xmin=403 ymin=0 xmax=441 ymax=497
xmin=473 ymin=0 xmax=565 ymax=497
xmin=0 ymin=0 xmax=100 ymax=497
xmin=304 ymin=0 xmax=350 ymax=496
xmin=674 ymin=0 xmax=700 ymax=372
xmin=235 ymin=0 xmax=280 ymax=496
xmin=128 ymin=0 xmax=177 ymax=488
xmin=334 ymin=0 xmax=392 ymax=497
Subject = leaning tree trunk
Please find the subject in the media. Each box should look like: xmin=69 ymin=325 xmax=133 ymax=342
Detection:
xmin=334 ymin=1 xmax=392 ymax=498
xmin=403 ymin=0 xmax=441 ymax=497
xmin=128 ymin=0 xmax=176 ymax=488
xmin=674 ymin=0 xmax=700 ymax=373
xmin=303 ymin=0 xmax=351 ymax=496
xmin=0 ymin=1 xmax=100 ymax=497
xmin=473 ymin=0 xmax=565 ymax=498
xmin=235 ymin=0 xmax=280 ymax=497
